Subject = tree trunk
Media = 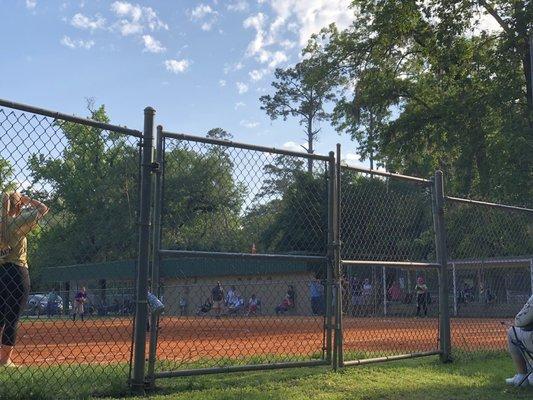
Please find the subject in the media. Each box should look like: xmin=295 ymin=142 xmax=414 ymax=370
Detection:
xmin=307 ymin=119 xmax=314 ymax=174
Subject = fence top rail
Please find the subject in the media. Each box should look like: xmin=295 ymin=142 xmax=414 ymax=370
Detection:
xmin=339 ymin=163 xmax=431 ymax=185
xmin=0 ymin=98 xmax=143 ymax=138
xmin=341 ymin=259 xmax=440 ymax=269
xmin=450 ymin=257 xmax=532 ymax=268
xmin=161 ymin=130 xmax=332 ymax=162
xmin=159 ymin=249 xmax=327 ymax=263
xmin=445 ymin=196 xmax=533 ymax=214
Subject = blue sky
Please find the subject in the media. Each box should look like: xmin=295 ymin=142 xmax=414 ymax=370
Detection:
xmin=0 ymin=0 xmax=371 ymax=164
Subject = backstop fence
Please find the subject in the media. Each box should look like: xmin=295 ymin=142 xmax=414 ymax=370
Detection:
xmin=0 ymin=98 xmax=531 ymax=398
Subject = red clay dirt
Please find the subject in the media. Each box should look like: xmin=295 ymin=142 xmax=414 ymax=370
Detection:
xmin=12 ymin=317 xmax=511 ymax=366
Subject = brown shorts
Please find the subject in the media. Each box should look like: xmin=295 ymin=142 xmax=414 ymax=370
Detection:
xmin=212 ymin=300 xmax=223 ymax=310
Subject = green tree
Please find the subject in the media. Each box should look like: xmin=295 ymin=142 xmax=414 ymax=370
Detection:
xmin=307 ymin=0 xmax=532 ymax=205
xmin=0 ymin=159 xmax=16 ymax=192
xmin=28 ymin=105 xmax=140 ymax=267
xmin=260 ymin=58 xmax=337 ymax=173
xmin=161 ymin=145 xmax=247 ymax=252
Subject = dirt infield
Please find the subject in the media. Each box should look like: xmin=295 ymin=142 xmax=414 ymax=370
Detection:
xmin=11 ymin=316 xmax=511 ymax=366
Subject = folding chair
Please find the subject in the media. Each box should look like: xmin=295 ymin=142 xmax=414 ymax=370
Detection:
xmin=510 ymin=326 xmax=533 ymax=386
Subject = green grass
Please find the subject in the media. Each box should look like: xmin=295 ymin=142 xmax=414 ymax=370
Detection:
xmin=2 ymin=353 xmax=532 ymax=399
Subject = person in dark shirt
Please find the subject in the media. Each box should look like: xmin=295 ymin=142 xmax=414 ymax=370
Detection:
xmin=73 ymin=287 xmax=87 ymax=321
xmin=211 ymin=281 xmax=224 ymax=318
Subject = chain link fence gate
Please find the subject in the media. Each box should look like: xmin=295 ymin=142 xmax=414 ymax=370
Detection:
xmin=333 ymin=145 xmax=443 ymax=367
xmin=0 ymin=98 xmax=144 ymax=399
xmin=145 ymin=129 xmax=335 ymax=383
xmin=443 ymin=196 xmax=533 ymax=357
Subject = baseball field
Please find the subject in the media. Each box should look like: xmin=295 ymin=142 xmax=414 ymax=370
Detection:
xmin=11 ymin=316 xmax=510 ymax=367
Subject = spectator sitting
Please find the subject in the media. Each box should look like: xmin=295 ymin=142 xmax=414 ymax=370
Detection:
xmin=246 ymin=294 xmax=260 ymax=316
xmin=505 ymin=294 xmax=533 ymax=387
xmin=387 ymin=280 xmax=402 ymax=302
xmin=275 ymin=293 xmax=293 ymax=315
xmin=226 ymin=285 xmax=238 ymax=307
xmin=196 ymin=298 xmax=212 ymax=316
xmin=227 ymin=296 xmax=245 ymax=315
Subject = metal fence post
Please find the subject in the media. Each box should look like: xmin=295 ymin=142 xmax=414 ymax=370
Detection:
xmin=146 ymin=125 xmax=164 ymax=387
xmin=383 ymin=266 xmax=387 ymax=316
xmin=326 ymin=151 xmax=335 ymax=364
xmin=452 ymin=263 xmax=457 ymax=316
xmin=131 ymin=107 xmax=155 ymax=392
xmin=334 ymin=144 xmax=343 ymax=369
xmin=530 ymin=259 xmax=533 ymax=296
xmin=431 ymin=170 xmax=451 ymax=362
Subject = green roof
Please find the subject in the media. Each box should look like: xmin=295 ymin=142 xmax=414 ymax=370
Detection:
xmin=42 ymin=257 xmax=324 ymax=282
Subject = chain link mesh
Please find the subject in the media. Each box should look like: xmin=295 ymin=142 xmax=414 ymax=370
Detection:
xmin=155 ymin=136 xmax=330 ymax=372
xmin=445 ymin=199 xmax=533 ymax=357
xmin=338 ymin=167 xmax=439 ymax=362
xmin=339 ymin=168 xmax=435 ymax=262
xmin=160 ymin=137 xmax=329 ymax=255
xmin=0 ymin=105 xmax=140 ymax=399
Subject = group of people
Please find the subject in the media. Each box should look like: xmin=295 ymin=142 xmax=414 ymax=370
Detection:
xmin=197 ymin=282 xmax=261 ymax=317
xmin=348 ymin=275 xmax=431 ymax=317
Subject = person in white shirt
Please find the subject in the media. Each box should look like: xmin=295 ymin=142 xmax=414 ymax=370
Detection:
xmin=505 ymin=294 xmax=533 ymax=387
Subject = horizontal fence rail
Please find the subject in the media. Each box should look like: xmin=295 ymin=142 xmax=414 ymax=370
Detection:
xmin=339 ymin=162 xmax=432 ymax=185
xmin=161 ymin=130 xmax=332 ymax=161
xmin=341 ymin=260 xmax=441 ymax=269
xmin=159 ymin=249 xmax=327 ymax=263
xmin=445 ymin=196 xmax=533 ymax=214
xmin=0 ymin=98 xmax=142 ymax=137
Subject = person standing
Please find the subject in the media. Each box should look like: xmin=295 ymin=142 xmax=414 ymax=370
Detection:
xmin=0 ymin=192 xmax=49 ymax=367
xmin=309 ymin=277 xmax=324 ymax=316
xmin=73 ymin=286 xmax=87 ymax=321
xmin=415 ymin=277 xmax=429 ymax=317
xmin=211 ymin=281 xmax=224 ymax=318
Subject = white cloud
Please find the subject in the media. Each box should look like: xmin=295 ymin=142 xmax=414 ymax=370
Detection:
xmin=249 ymin=69 xmax=266 ymax=81
xmin=282 ymin=141 xmax=305 ymax=153
xmin=219 ymin=79 xmax=227 ymax=87
xmin=111 ymin=1 xmax=168 ymax=36
xmin=142 ymin=35 xmax=165 ymax=53
xmin=267 ymin=0 xmax=352 ymax=46
xmin=60 ymin=35 xmax=95 ymax=49
xmin=268 ymin=50 xmax=287 ymax=68
xmin=165 ymin=59 xmax=190 ymax=73
xmin=223 ymin=61 xmax=244 ymax=74
xmin=189 ymin=3 xmax=218 ymax=31
xmin=71 ymin=13 xmax=106 ymax=30
xmin=236 ymin=82 xmax=249 ymax=94
xmin=25 ymin=0 xmax=37 ymax=10
xmin=227 ymin=0 xmax=248 ymax=12
xmin=344 ymin=152 xmax=386 ymax=172
xmin=242 ymin=1 xmax=352 ymax=71
xmin=235 ymin=101 xmax=246 ymax=109
xmin=190 ymin=4 xmax=215 ymax=19
xmin=280 ymin=39 xmax=296 ymax=49
xmin=240 ymin=120 xmax=259 ymax=128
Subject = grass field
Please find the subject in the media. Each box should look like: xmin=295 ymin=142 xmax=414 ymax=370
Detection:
xmin=2 ymin=353 xmax=532 ymax=399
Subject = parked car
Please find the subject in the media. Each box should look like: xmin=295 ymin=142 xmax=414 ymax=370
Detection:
xmin=26 ymin=293 xmax=64 ymax=316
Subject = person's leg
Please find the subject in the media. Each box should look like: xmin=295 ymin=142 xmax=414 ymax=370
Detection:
xmin=505 ymin=327 xmax=529 ymax=386
xmin=0 ymin=265 xmax=30 ymax=366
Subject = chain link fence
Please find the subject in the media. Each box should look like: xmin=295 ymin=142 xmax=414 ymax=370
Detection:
xmin=1 ymin=97 xmax=531 ymax=397
xmin=147 ymin=132 xmax=332 ymax=379
xmin=338 ymin=166 xmax=441 ymax=365
xmin=445 ymin=198 xmax=533 ymax=357
xmin=0 ymin=99 xmax=142 ymax=399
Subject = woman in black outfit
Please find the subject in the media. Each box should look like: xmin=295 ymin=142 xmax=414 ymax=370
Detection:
xmin=0 ymin=192 xmax=48 ymax=367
